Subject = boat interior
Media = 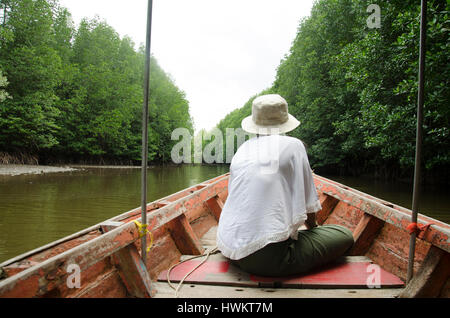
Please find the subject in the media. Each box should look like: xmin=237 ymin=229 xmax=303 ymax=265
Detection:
xmin=0 ymin=173 xmax=448 ymax=298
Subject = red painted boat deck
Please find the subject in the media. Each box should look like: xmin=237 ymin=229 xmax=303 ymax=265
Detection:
xmin=158 ymin=253 xmax=404 ymax=289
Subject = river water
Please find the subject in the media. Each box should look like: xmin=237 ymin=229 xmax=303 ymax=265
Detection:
xmin=0 ymin=165 xmax=448 ymax=263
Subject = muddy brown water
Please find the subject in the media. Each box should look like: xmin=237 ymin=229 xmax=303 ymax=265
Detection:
xmin=0 ymin=165 xmax=448 ymax=263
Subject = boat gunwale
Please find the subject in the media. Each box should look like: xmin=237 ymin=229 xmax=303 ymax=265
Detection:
xmin=314 ymin=174 xmax=450 ymax=253
xmin=314 ymin=174 xmax=449 ymax=229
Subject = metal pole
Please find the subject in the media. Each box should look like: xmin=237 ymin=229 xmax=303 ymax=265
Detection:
xmin=141 ymin=0 xmax=153 ymax=263
xmin=406 ymin=0 xmax=427 ymax=283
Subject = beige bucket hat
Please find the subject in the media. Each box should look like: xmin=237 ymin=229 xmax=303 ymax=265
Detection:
xmin=241 ymin=94 xmax=300 ymax=135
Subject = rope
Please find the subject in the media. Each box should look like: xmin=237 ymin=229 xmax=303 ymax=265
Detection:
xmin=406 ymin=222 xmax=434 ymax=239
xmin=166 ymin=246 xmax=219 ymax=298
xmin=133 ymin=220 xmax=154 ymax=253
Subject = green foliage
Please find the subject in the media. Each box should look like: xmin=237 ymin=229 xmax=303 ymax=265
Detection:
xmin=216 ymin=0 xmax=449 ymax=180
xmin=0 ymin=0 xmax=193 ymax=163
xmin=0 ymin=0 xmax=63 ymax=152
xmin=216 ymin=88 xmax=273 ymax=160
xmin=330 ymin=0 xmax=449 ymax=176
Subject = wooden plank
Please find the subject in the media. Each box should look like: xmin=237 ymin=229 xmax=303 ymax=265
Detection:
xmin=73 ymin=268 xmax=127 ymax=298
xmin=314 ymin=175 xmax=450 ymax=253
xmin=336 ymin=256 xmax=373 ymax=263
xmin=204 ymin=196 xmax=224 ymax=221
xmin=349 ymin=213 xmax=385 ymax=256
xmin=168 ymin=214 xmax=204 ymax=255
xmin=101 ymin=223 xmax=155 ymax=298
xmin=439 ymin=278 xmax=450 ymax=297
xmin=215 ymin=196 xmax=224 ymax=210
xmin=316 ymin=194 xmax=339 ymax=225
xmin=399 ymin=245 xmax=450 ymax=298
xmin=200 ymin=226 xmax=218 ymax=250
xmin=0 ymin=175 xmax=228 ymax=298
xmin=99 ymin=221 xmax=124 ymax=232
xmin=152 ymin=282 xmax=403 ymax=298
xmin=110 ymin=245 xmax=155 ymax=298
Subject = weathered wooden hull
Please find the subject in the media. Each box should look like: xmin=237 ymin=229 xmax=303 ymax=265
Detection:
xmin=0 ymin=173 xmax=448 ymax=298
xmin=313 ymin=175 xmax=449 ymax=297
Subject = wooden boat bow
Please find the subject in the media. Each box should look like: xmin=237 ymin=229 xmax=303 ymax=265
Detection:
xmin=0 ymin=173 xmax=448 ymax=298
xmin=0 ymin=173 xmax=229 ymax=297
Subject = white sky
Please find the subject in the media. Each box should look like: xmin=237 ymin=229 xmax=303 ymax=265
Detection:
xmin=58 ymin=0 xmax=314 ymax=132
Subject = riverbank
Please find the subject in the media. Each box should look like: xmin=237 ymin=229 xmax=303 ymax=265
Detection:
xmin=0 ymin=163 xmax=229 ymax=176
xmin=0 ymin=164 xmax=173 ymax=176
xmin=0 ymin=164 xmax=77 ymax=176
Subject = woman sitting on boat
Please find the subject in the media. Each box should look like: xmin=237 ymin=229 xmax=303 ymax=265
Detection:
xmin=216 ymin=94 xmax=354 ymax=276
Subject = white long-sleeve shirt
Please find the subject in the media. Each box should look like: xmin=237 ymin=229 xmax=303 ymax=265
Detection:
xmin=217 ymin=135 xmax=322 ymax=260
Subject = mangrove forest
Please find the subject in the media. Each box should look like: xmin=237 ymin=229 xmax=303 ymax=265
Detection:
xmin=216 ymin=0 xmax=449 ymax=183
xmin=0 ymin=0 xmax=193 ymax=165
xmin=0 ymin=0 xmax=449 ymax=183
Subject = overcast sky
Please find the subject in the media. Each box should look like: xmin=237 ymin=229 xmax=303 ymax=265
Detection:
xmin=58 ymin=0 xmax=315 ymax=132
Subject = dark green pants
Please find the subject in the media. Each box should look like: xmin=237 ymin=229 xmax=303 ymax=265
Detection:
xmin=235 ymin=225 xmax=354 ymax=277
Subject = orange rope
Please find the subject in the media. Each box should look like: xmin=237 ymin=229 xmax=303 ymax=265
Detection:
xmin=406 ymin=222 xmax=433 ymax=239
